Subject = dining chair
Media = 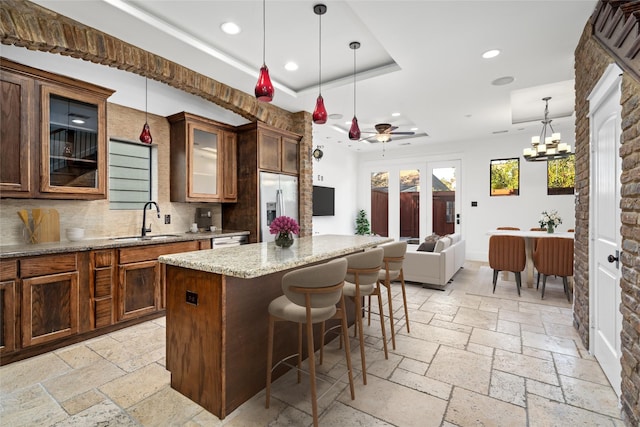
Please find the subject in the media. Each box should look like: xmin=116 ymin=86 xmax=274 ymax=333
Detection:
xmin=497 ymin=226 xmax=521 ymax=230
xmin=488 ymin=235 xmax=526 ymax=296
xmin=567 ymin=229 xmax=575 ymax=232
xmin=529 ymin=227 xmax=546 ymax=283
xmin=265 ymin=258 xmax=355 ymax=427
xmin=373 ymin=241 xmax=409 ymax=350
xmin=321 ymin=247 xmax=386 ymax=385
xmin=533 ymin=237 xmax=573 ymax=301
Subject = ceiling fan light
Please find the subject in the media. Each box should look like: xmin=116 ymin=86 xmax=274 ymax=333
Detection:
xmin=312 ymin=94 xmax=327 ymax=124
xmin=255 ymin=64 xmax=274 ymax=102
xmin=348 ymin=116 xmax=360 ymax=140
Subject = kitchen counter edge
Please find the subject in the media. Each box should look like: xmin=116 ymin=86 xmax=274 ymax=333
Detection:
xmin=0 ymin=230 xmax=250 ymax=259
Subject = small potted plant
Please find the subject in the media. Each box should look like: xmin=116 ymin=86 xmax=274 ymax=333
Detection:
xmin=270 ymin=215 xmax=300 ymax=248
xmin=355 ymin=209 xmax=371 ymax=235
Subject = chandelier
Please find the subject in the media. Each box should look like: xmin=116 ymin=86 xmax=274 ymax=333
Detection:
xmin=523 ymin=97 xmax=571 ymax=162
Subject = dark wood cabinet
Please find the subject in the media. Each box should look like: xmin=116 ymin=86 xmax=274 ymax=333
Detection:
xmin=117 ymin=240 xmax=202 ymax=321
xmin=1 ymin=239 xmax=209 ymax=364
xmin=257 ymin=125 xmax=299 ymax=174
xmin=167 ymin=112 xmax=238 ymax=203
xmin=0 ymin=58 xmax=113 ymax=200
xmin=223 ymin=121 xmax=301 ymax=242
xmin=0 ymin=260 xmax=18 ymax=355
xmin=91 ymin=249 xmax=116 ymax=328
xmin=20 ymin=254 xmax=79 ymax=347
xmin=0 ymin=70 xmax=33 ymax=196
xmin=118 ymin=260 xmax=160 ymax=321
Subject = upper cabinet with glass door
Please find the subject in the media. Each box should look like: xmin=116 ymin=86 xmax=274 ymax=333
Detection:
xmin=168 ymin=112 xmax=237 ymax=203
xmin=0 ymin=58 xmax=113 ymax=199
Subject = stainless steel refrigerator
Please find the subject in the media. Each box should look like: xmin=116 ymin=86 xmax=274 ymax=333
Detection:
xmin=259 ymin=172 xmax=298 ymax=242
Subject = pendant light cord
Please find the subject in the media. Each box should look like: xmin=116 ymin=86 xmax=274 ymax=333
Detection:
xmin=262 ymin=0 xmax=266 ymax=65
xmin=353 ymin=45 xmax=356 ymax=114
xmin=318 ymin=11 xmax=322 ymax=95
xmin=145 ymin=77 xmax=148 ymax=123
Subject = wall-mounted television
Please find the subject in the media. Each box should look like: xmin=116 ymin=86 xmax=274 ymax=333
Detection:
xmin=312 ymin=185 xmax=335 ymax=216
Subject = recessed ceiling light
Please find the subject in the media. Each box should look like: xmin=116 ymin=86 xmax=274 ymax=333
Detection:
xmin=71 ymin=118 xmax=85 ymax=124
xmin=284 ymin=61 xmax=298 ymax=71
xmin=220 ymin=22 xmax=241 ymax=35
xmin=410 ymin=127 xmax=418 ymax=131
xmin=464 ymin=114 xmax=472 ymax=118
xmin=328 ymin=113 xmax=343 ymax=120
xmin=391 ymin=112 xmax=401 ymax=117
xmin=482 ymin=49 xmax=500 ymax=59
xmin=491 ymin=76 xmax=515 ymax=86
xmin=492 ymin=130 xmax=509 ymax=134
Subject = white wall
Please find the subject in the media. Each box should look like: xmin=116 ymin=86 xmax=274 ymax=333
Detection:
xmin=311 ymin=143 xmax=359 ymax=235
xmin=357 ymin=129 xmax=576 ymax=261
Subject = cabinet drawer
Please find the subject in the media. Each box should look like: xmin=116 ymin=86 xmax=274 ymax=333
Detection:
xmin=94 ymin=250 xmax=113 ymax=268
xmin=118 ymin=241 xmax=200 ymax=264
xmin=0 ymin=260 xmax=18 ymax=281
xmin=20 ymin=253 xmax=77 ymax=278
xmin=94 ymin=268 xmax=112 ymax=298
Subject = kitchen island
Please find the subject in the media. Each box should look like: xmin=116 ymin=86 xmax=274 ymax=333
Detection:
xmin=158 ymin=234 xmax=392 ymax=419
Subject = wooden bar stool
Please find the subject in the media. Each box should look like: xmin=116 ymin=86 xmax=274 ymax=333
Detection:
xmin=265 ymin=258 xmax=354 ymax=427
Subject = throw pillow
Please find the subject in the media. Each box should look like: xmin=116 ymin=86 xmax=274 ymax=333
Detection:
xmin=417 ymin=241 xmax=436 ymax=252
xmin=424 ymin=233 xmax=439 ymax=244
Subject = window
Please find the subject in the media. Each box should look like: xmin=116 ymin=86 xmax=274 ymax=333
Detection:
xmin=109 ymin=139 xmax=152 ymax=210
xmin=547 ymin=154 xmax=575 ymax=195
xmin=490 ymin=158 xmax=519 ymax=196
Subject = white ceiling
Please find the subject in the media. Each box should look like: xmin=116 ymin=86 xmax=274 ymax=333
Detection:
xmin=32 ymin=0 xmax=597 ymax=153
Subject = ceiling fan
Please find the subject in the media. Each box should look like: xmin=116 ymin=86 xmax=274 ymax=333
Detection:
xmin=361 ymin=123 xmax=415 ymax=143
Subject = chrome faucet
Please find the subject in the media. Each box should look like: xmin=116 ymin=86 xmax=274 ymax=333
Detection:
xmin=141 ymin=201 xmax=160 ymax=238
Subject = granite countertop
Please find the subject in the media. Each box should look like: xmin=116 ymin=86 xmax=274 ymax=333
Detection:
xmin=158 ymin=234 xmax=393 ymax=279
xmin=0 ymin=229 xmax=249 ymax=259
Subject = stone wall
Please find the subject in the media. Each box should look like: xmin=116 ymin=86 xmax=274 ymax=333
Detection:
xmin=0 ymin=0 xmax=313 ymax=237
xmin=574 ymin=21 xmax=640 ymax=427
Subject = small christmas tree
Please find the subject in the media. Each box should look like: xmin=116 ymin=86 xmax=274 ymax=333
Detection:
xmin=355 ymin=209 xmax=371 ymax=235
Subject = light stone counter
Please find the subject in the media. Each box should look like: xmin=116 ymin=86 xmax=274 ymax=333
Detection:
xmin=0 ymin=229 xmax=249 ymax=259
xmin=158 ymin=234 xmax=393 ymax=279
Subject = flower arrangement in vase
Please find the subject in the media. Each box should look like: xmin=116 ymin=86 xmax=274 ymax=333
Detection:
xmin=269 ymin=216 xmax=300 ymax=248
xmin=539 ymin=210 xmax=562 ymax=233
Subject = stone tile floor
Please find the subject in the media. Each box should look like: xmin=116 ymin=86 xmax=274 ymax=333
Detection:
xmin=0 ymin=261 xmax=625 ymax=426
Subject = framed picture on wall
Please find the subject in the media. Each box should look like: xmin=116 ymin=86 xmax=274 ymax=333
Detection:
xmin=490 ymin=158 xmax=520 ymax=196
xmin=547 ymin=154 xmax=575 ymax=195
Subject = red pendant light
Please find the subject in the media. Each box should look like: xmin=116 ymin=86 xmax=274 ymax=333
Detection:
xmin=255 ymin=0 xmax=274 ymax=102
xmin=312 ymin=4 xmax=327 ymax=124
xmin=348 ymin=41 xmax=361 ymax=140
xmin=139 ymin=77 xmax=152 ymax=144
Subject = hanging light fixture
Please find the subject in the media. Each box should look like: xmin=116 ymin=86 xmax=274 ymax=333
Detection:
xmin=139 ymin=77 xmax=152 ymax=144
xmin=255 ymin=0 xmax=274 ymax=102
xmin=523 ymin=97 xmax=571 ymax=161
xmin=348 ymin=41 xmax=361 ymax=140
xmin=312 ymin=4 xmax=328 ymax=124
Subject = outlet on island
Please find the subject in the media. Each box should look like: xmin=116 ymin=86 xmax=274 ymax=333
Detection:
xmin=186 ymin=290 xmax=198 ymax=305
xmin=165 ymin=214 xmax=171 ymax=224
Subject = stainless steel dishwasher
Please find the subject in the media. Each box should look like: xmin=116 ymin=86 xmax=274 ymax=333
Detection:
xmin=211 ymin=235 xmax=248 ymax=248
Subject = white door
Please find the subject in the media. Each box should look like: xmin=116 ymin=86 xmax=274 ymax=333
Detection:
xmin=589 ymin=64 xmax=623 ymax=396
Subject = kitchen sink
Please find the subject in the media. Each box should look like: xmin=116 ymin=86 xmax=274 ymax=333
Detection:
xmin=110 ymin=234 xmax=180 ymax=242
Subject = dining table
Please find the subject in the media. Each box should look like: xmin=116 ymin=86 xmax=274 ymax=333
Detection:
xmin=487 ymin=229 xmax=575 ymax=287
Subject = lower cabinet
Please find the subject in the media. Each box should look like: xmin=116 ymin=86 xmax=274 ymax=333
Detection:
xmin=0 ymin=260 xmax=18 ymax=355
xmin=19 ymin=253 xmax=79 ymax=347
xmin=1 ymin=239 xmax=207 ymax=365
xmin=116 ymin=240 xmax=201 ymax=322
xmin=117 ymin=260 xmax=160 ymax=321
